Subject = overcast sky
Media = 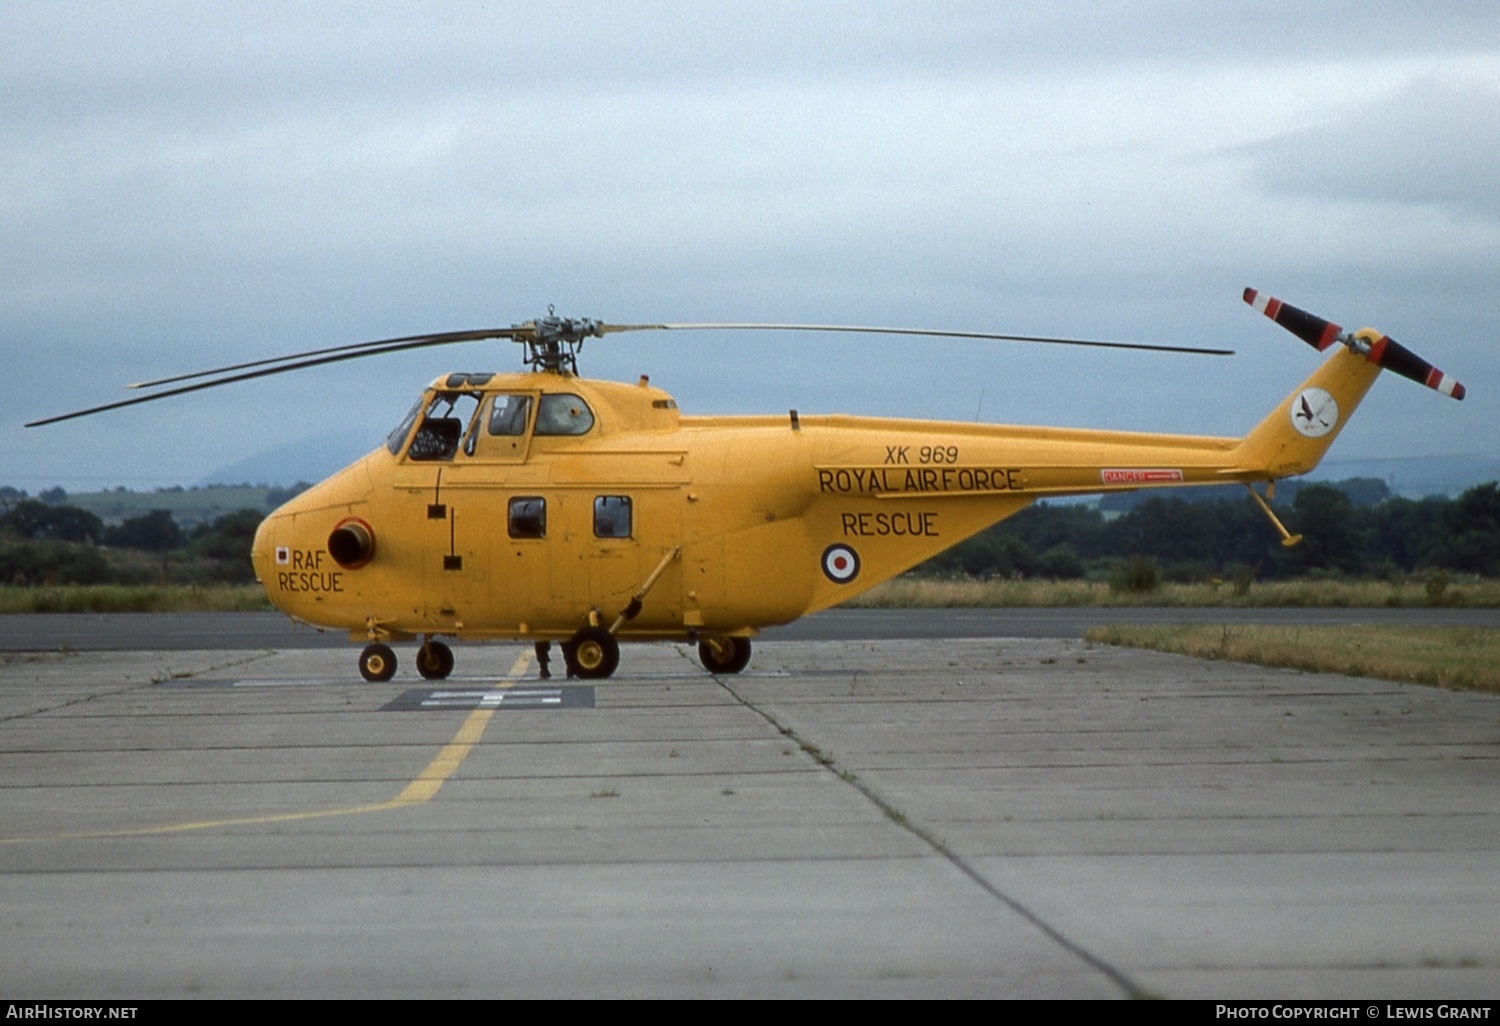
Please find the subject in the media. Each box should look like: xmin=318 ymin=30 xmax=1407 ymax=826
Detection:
xmin=4 ymin=1 xmax=1497 ymax=492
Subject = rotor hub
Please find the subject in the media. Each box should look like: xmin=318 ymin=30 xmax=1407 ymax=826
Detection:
xmin=520 ymin=312 xmax=604 ymax=374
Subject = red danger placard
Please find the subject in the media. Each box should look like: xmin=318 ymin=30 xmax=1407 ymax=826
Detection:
xmin=1101 ymin=468 xmax=1184 ymax=484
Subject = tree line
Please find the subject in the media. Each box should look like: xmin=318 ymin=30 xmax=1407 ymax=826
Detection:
xmin=922 ymin=480 xmax=1499 ymax=581
xmin=2 ymin=478 xmax=1497 ymax=587
xmin=0 ymin=501 xmax=262 ymax=585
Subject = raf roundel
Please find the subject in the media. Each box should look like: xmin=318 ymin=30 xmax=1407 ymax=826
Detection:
xmin=821 ymin=543 xmax=861 ymax=584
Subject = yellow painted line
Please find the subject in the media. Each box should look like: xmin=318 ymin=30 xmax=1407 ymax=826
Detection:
xmin=1 ymin=651 xmax=533 ymax=844
xmin=387 ymin=694 xmax=500 ymax=806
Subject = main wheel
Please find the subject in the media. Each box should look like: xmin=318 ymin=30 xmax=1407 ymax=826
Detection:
xmin=359 ymin=642 xmax=397 ymax=682
xmin=698 ymin=636 xmax=751 ymax=675
xmin=416 ymin=639 xmax=455 ymax=680
xmin=567 ymin=626 xmax=620 ymax=679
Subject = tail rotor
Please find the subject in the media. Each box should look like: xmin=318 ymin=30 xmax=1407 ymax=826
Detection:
xmin=1243 ymin=288 xmax=1465 ymax=400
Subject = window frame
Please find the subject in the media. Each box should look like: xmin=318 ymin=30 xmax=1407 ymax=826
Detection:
xmin=534 ymin=393 xmax=595 ymax=436
xmin=507 ymin=496 xmax=547 ymax=540
xmin=592 ymin=495 xmax=633 ymax=539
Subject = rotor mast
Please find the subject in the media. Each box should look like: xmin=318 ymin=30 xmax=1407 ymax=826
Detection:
xmin=518 ymin=308 xmax=605 ymax=374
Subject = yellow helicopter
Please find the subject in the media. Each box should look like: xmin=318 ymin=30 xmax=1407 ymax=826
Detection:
xmin=28 ymin=289 xmax=1464 ymax=681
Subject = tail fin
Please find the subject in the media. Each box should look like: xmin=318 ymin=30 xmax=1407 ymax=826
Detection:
xmin=1232 ymin=289 xmax=1465 ymax=481
xmin=1232 ymin=344 xmax=1381 ymax=480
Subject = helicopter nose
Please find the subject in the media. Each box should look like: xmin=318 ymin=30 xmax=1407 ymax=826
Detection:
xmin=250 ymin=514 xmax=283 ymax=588
xmin=248 ymin=452 xmax=382 ymax=622
xmin=253 ymin=508 xmax=361 ymax=616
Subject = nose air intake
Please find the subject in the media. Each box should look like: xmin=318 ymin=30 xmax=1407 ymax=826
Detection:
xmin=328 ymin=517 xmax=376 ymax=569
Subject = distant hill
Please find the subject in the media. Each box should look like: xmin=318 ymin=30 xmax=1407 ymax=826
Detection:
xmin=196 ymin=431 xmax=377 ymax=489
xmin=1307 ymin=453 xmax=1500 ymax=499
xmin=23 ymin=483 xmax=308 ymax=528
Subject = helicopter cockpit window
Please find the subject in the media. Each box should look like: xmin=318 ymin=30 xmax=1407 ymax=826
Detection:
xmin=593 ymin=496 xmax=632 ymax=539
xmin=487 ymin=394 xmax=533 ymax=437
xmin=534 ymin=393 xmax=594 ymax=436
xmin=406 ymin=391 xmax=481 ymax=462
xmin=508 ymin=497 xmax=546 ymax=539
xmin=386 ymin=399 xmax=423 ymax=456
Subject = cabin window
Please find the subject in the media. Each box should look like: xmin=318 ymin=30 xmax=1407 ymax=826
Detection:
xmin=508 ymin=497 xmax=546 ymax=539
xmin=534 ymin=393 xmax=594 ymax=436
xmin=405 ymin=391 xmax=481 ymax=462
xmin=487 ymin=394 xmax=533 ymax=437
xmin=593 ymin=496 xmax=632 ymax=539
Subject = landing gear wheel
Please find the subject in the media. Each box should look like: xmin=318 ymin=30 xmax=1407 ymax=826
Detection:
xmin=359 ymin=642 xmax=397 ymax=683
xmin=698 ymin=637 xmax=751 ymax=675
xmin=566 ymin=626 xmax=620 ymax=680
xmin=416 ymin=639 xmax=454 ymax=680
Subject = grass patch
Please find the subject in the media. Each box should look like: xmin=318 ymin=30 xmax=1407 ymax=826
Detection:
xmin=5 ymin=575 xmax=1498 ymax=615
xmin=1086 ymin=624 xmax=1500 ymax=695
xmin=848 ymin=577 xmax=1500 ymax=609
xmin=0 ymin=584 xmax=271 ymax=614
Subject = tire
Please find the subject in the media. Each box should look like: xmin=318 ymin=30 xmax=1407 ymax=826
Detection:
xmin=698 ymin=637 xmax=751 ymax=675
xmin=359 ymin=642 xmax=397 ymax=683
xmin=567 ymin=626 xmax=620 ymax=679
xmin=416 ymin=640 xmax=455 ymax=680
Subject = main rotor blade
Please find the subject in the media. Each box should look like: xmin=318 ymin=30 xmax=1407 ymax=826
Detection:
xmin=29 ymin=312 xmax=1232 ymax=429
xmin=600 ymin=322 xmax=1234 ymax=356
xmin=125 ymin=327 xmax=519 ymax=391
xmin=1243 ymin=288 xmax=1465 ymax=400
xmin=25 ymin=330 xmax=513 ymax=428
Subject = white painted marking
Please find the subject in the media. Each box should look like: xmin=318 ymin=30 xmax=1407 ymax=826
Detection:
xmin=422 ymin=688 xmax=564 ymax=708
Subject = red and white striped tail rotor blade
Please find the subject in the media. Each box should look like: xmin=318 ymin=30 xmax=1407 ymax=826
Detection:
xmin=1363 ymin=333 xmax=1466 ymax=400
xmin=1242 ymin=288 xmax=1343 ymax=351
xmin=1243 ymin=287 xmax=1465 ymax=401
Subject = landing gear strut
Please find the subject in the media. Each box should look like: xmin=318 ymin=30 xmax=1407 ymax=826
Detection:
xmin=563 ymin=625 xmax=620 ymax=679
xmin=416 ymin=638 xmax=455 ymax=680
xmin=698 ymin=637 xmax=751 ymax=675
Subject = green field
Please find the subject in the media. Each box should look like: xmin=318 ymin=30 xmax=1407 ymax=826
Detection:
xmin=848 ymin=575 xmax=1500 ymax=609
xmin=1087 ymin=623 xmax=1500 ymax=695
xmin=4 ymin=574 xmax=1497 ymax=615
xmin=0 ymin=584 xmax=270 ymax=614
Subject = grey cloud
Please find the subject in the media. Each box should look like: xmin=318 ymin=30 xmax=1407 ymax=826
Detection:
xmin=4 ymin=2 xmax=1497 ymax=490
xmin=1241 ymin=76 xmax=1500 ymax=222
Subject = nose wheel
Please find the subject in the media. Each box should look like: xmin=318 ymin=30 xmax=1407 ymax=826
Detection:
xmin=358 ymin=642 xmax=397 ymax=682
